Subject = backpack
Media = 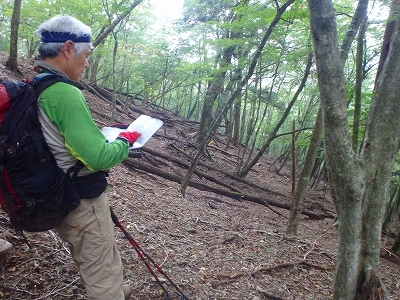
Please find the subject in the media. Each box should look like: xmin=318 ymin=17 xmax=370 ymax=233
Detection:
xmin=0 ymin=75 xmax=80 ymax=236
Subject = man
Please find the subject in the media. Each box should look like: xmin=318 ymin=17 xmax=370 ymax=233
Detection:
xmin=34 ymin=15 xmax=138 ymax=299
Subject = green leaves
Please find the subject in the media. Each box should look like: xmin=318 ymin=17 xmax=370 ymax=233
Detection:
xmin=1 ymin=0 xmax=389 ymax=164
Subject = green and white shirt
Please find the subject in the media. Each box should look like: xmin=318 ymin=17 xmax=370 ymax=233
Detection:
xmin=35 ymin=60 xmax=129 ymax=174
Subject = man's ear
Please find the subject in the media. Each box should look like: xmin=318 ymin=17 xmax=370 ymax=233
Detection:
xmin=61 ymin=40 xmax=75 ymax=58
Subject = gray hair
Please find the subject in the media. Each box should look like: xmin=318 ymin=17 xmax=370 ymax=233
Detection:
xmin=35 ymin=15 xmax=92 ymax=59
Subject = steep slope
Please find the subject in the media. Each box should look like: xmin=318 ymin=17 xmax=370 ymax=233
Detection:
xmin=0 ymin=52 xmax=399 ymax=300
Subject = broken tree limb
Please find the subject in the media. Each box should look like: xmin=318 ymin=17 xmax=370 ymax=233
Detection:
xmin=123 ymin=156 xmax=333 ymax=220
xmin=165 ymin=143 xmax=286 ymax=197
xmin=215 ymin=260 xmax=330 ymax=280
xmin=141 ymin=147 xmax=241 ymax=192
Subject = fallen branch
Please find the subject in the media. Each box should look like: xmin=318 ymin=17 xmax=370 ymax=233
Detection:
xmin=123 ymin=157 xmax=333 ymax=220
xmin=381 ymin=248 xmax=400 ymax=264
xmin=216 ymin=260 xmax=330 ymax=280
xmin=255 ymin=286 xmax=286 ymax=300
xmin=142 ymin=147 xmax=241 ymax=192
xmin=166 ymin=143 xmax=287 ymax=197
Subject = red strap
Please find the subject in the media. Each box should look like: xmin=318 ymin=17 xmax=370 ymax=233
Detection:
xmin=0 ymin=84 xmax=11 ymax=126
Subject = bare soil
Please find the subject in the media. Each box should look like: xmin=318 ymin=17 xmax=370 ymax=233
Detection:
xmin=0 ymin=53 xmax=399 ymax=300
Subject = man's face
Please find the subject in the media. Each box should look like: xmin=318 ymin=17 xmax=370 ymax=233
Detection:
xmin=65 ymin=43 xmax=92 ymax=81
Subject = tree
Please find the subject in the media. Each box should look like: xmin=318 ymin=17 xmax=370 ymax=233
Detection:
xmin=374 ymin=0 xmax=400 ymax=85
xmin=351 ymin=18 xmax=367 ymax=152
xmin=86 ymin=0 xmax=145 ymax=83
xmin=187 ymin=0 xmax=244 ymax=143
xmin=180 ymin=0 xmax=296 ymax=194
xmin=286 ymin=107 xmax=323 ymax=235
xmin=236 ymin=51 xmax=313 ymax=178
xmin=287 ymin=0 xmax=369 ymax=237
xmin=92 ymin=0 xmax=144 ymax=48
xmin=393 ymin=224 xmax=400 ymax=254
xmin=5 ymin=0 xmax=22 ymax=74
xmin=308 ymin=0 xmax=400 ymax=298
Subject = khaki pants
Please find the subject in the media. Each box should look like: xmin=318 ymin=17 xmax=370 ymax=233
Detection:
xmin=55 ymin=193 xmax=124 ymax=300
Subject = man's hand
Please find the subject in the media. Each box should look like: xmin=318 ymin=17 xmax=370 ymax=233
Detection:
xmin=117 ymin=131 xmax=141 ymax=146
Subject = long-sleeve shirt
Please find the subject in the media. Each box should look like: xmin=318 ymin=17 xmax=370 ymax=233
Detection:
xmin=35 ymin=60 xmax=129 ymax=174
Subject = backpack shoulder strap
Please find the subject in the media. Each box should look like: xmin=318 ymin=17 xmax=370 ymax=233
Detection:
xmin=0 ymin=75 xmax=62 ymax=138
xmin=32 ymin=74 xmax=68 ymax=95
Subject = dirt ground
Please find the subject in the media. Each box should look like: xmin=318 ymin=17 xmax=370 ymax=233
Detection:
xmin=0 ymin=53 xmax=399 ymax=300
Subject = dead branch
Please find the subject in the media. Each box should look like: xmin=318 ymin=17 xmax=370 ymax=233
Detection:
xmin=166 ymin=143 xmax=287 ymax=197
xmin=123 ymin=156 xmax=333 ymax=220
xmin=381 ymin=248 xmax=400 ymax=264
xmin=255 ymin=286 xmax=286 ymax=300
xmin=216 ymin=260 xmax=330 ymax=280
xmin=141 ymin=147 xmax=241 ymax=193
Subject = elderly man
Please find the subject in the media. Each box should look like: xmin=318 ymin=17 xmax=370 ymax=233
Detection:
xmin=34 ymin=15 xmax=139 ymax=299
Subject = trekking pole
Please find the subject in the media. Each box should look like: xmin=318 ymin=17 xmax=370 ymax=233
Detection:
xmin=110 ymin=208 xmax=189 ymax=300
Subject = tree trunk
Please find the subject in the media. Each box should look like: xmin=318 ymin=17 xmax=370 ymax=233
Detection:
xmin=392 ymin=227 xmax=400 ymax=254
xmin=196 ymin=74 xmax=224 ymax=143
xmin=286 ymin=107 xmax=323 ymax=235
xmin=382 ymin=176 xmax=400 ymax=235
xmin=237 ymin=51 xmax=313 ymax=178
xmin=196 ymin=29 xmax=237 ymax=143
xmin=232 ymin=97 xmax=241 ymax=146
xmin=180 ymin=0 xmax=296 ymax=195
xmin=111 ymin=35 xmax=118 ymax=124
xmin=92 ymin=0 xmax=144 ymax=48
xmin=382 ymin=178 xmax=400 ymax=235
xmin=26 ymin=38 xmax=38 ymax=60
xmin=374 ymin=0 xmax=400 ymax=86
xmin=87 ymin=53 xmax=101 ymax=82
xmin=352 ymin=18 xmax=367 ymax=152
xmin=309 ymin=1 xmax=363 ymax=297
xmin=5 ymin=0 xmax=22 ymax=74
xmin=308 ymin=0 xmax=400 ymax=299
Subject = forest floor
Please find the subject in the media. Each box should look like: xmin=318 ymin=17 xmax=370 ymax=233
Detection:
xmin=0 ymin=52 xmax=399 ymax=300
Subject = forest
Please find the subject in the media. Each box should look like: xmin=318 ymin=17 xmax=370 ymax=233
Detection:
xmin=1 ymin=0 xmax=400 ymax=299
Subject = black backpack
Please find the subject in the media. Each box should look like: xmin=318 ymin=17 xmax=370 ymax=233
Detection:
xmin=0 ymin=75 xmax=80 ymax=235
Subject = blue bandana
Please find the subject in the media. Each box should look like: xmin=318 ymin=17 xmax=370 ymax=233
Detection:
xmin=41 ymin=31 xmax=91 ymax=43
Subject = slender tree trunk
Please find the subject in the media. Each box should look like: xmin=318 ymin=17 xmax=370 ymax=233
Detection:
xmin=87 ymin=55 xmax=98 ymax=82
xmin=92 ymin=0 xmax=144 ymax=48
xmin=197 ymin=74 xmax=224 ymax=142
xmin=392 ymin=226 xmax=400 ymax=254
xmin=119 ymin=54 xmax=126 ymax=109
xmin=237 ymin=51 xmax=313 ymax=178
xmin=196 ymin=33 xmax=236 ymax=143
xmin=26 ymin=38 xmax=38 ymax=60
xmin=230 ymin=49 xmax=248 ymax=147
xmin=187 ymin=83 xmax=199 ymax=120
xmin=287 ymin=108 xmax=323 ymax=235
xmin=222 ymin=64 xmax=244 ymax=149
xmin=181 ymin=0 xmax=296 ymax=195
xmin=382 ymin=179 xmax=400 ymax=235
xmin=111 ymin=36 xmax=118 ymax=124
xmin=291 ymin=120 xmax=296 ymax=194
xmin=374 ymin=0 xmax=400 ymax=86
xmin=241 ymin=56 xmax=279 ymax=170
xmin=5 ymin=0 xmax=22 ymax=74
xmin=232 ymin=97 xmax=241 ymax=146
xmin=352 ymin=18 xmax=367 ymax=152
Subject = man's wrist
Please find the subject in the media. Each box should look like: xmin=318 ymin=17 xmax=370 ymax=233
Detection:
xmin=116 ymin=136 xmax=132 ymax=146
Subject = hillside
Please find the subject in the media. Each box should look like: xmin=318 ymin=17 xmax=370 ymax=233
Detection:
xmin=0 ymin=52 xmax=399 ymax=300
